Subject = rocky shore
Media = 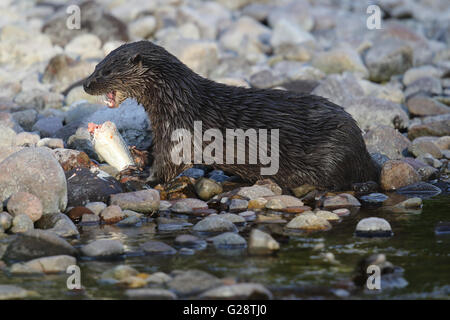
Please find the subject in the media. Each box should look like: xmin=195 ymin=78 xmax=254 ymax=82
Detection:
xmin=0 ymin=0 xmax=449 ymax=299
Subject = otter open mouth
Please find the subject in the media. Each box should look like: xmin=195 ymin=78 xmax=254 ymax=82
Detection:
xmin=104 ymin=91 xmax=118 ymax=108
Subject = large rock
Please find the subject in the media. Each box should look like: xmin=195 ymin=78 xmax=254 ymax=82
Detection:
xmin=365 ymin=39 xmax=413 ymax=82
xmin=200 ymin=283 xmax=273 ymax=300
xmin=406 ymin=96 xmax=450 ymax=116
xmin=81 ymin=239 xmax=124 ymax=258
xmin=66 ymin=167 xmax=123 ymax=207
xmin=168 ymin=269 xmax=223 ymax=297
xmin=164 ymin=39 xmax=219 ymax=77
xmin=10 ymin=255 xmax=76 ymax=274
xmin=312 ymin=45 xmax=368 ymax=77
xmin=345 ymin=97 xmax=409 ymax=131
xmin=0 ymin=147 xmax=67 ymax=215
xmin=110 ymin=189 xmax=160 ymax=214
xmin=364 ymin=126 xmax=411 ymax=159
xmin=4 ymin=229 xmax=77 ymax=261
xmin=219 ymin=16 xmax=271 ymax=62
xmin=380 ymin=160 xmax=421 ymax=190
xmin=312 ymin=73 xmax=365 ymax=106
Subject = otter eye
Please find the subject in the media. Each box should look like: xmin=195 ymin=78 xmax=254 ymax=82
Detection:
xmin=102 ymin=69 xmax=111 ymax=76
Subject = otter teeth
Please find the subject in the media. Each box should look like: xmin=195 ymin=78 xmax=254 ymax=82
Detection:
xmin=104 ymin=91 xmax=116 ymax=108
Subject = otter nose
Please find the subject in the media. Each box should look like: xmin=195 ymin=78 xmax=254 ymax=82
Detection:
xmin=83 ymin=77 xmax=97 ymax=92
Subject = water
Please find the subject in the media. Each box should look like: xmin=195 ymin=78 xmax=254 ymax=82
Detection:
xmin=1 ymin=194 xmax=449 ymax=300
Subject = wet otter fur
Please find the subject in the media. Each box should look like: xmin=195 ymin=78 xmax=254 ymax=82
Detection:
xmin=83 ymin=41 xmax=379 ymax=190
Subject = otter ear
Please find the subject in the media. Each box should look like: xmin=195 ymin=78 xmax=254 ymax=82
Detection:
xmin=129 ymin=53 xmax=142 ymax=66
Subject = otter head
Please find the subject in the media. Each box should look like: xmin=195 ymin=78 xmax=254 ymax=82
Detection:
xmin=83 ymin=41 xmax=181 ymax=108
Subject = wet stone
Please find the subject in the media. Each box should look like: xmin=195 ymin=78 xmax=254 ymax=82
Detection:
xmin=0 ymin=212 xmax=13 ymax=231
xmin=248 ymin=229 xmax=280 ymax=254
xmin=396 ymin=182 xmax=442 ymax=198
xmin=193 ymin=216 xmax=238 ymax=233
xmin=0 ymin=285 xmax=30 ymax=300
xmin=174 ymin=234 xmax=207 ymax=250
xmin=109 ymin=189 xmax=160 ymax=214
xmin=315 ymin=210 xmax=340 ymax=221
xmin=199 ymin=283 xmax=273 ymax=300
xmin=435 ymin=222 xmax=450 ymax=235
xmin=380 ymin=160 xmax=421 ymax=191
xmin=359 ymin=193 xmax=389 ymax=205
xmin=99 ymin=205 xmax=125 ymax=224
xmin=10 ymin=255 xmax=76 ymax=274
xmin=322 ymin=193 xmax=361 ymax=210
xmin=285 ymin=214 xmax=331 ymax=231
xmin=66 ymin=206 xmax=94 ymax=222
xmin=10 ymin=214 xmax=34 ymax=234
xmin=81 ymin=239 xmax=124 ymax=258
xmin=141 ymin=241 xmax=177 ymax=255
xmin=229 ymin=199 xmax=249 ymax=212
xmin=210 ymin=232 xmax=247 ymax=249
xmin=195 ymin=178 xmax=223 ymax=200
xmin=81 ymin=213 xmax=100 ymax=225
xmin=125 ymin=288 xmax=177 ymax=300
xmin=218 ymin=213 xmax=245 ymax=224
xmin=355 ymin=217 xmax=393 ymax=237
xmin=4 ymin=229 xmax=76 ymax=261
xmin=168 ymin=269 xmax=223 ymax=297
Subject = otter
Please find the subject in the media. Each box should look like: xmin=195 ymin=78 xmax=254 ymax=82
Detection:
xmin=83 ymin=41 xmax=379 ymax=190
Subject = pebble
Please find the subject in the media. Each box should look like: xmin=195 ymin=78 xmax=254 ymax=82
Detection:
xmin=323 ymin=193 xmax=361 ymax=210
xmin=4 ymin=229 xmax=76 ymax=261
xmin=174 ymin=234 xmax=207 ymax=250
xmin=248 ymin=229 xmax=280 ymax=254
xmin=141 ymin=241 xmax=177 ymax=255
xmin=359 ymin=193 xmax=389 ymax=205
xmin=0 ymin=285 xmax=30 ymax=300
xmin=228 ymin=199 xmax=249 ymax=212
xmin=81 ymin=239 xmax=124 ymax=258
xmin=109 ymin=189 xmax=160 ymax=214
xmin=236 ymin=185 xmax=275 ymax=199
xmin=364 ymin=125 xmax=411 ymax=160
xmin=99 ymin=205 xmax=125 ymax=224
xmin=193 ymin=216 xmax=238 ymax=233
xmin=6 ymin=192 xmax=43 ymax=222
xmin=394 ymin=197 xmax=423 ymax=209
xmin=14 ymin=132 xmax=40 ymax=147
xmin=408 ymin=140 xmax=442 ymax=159
xmin=31 ymin=116 xmax=63 ymax=137
xmin=36 ymin=212 xmax=79 ymax=238
xmin=380 ymin=160 xmax=421 ymax=191
xmin=355 ymin=218 xmax=393 ymax=237
xmin=10 ymin=255 xmax=76 ymax=274
xmin=200 ymin=283 xmax=272 ymax=300
xmin=315 ymin=210 xmax=340 ymax=221
xmin=333 ymin=208 xmax=350 ymax=217
xmin=194 ymin=178 xmax=223 ymax=201
xmin=285 ymin=214 xmax=332 ymax=231
xmin=168 ymin=269 xmax=223 ymax=297
xmin=0 ymin=147 xmax=67 ymax=215
xmin=365 ymin=39 xmax=413 ymax=82
xmin=210 ymin=232 xmax=247 ymax=248
xmin=10 ymin=214 xmax=34 ymax=234
xmin=0 ymin=212 xmax=13 ymax=231
xmin=218 ymin=213 xmax=245 ymax=224
xmin=125 ymin=288 xmax=177 ymax=300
